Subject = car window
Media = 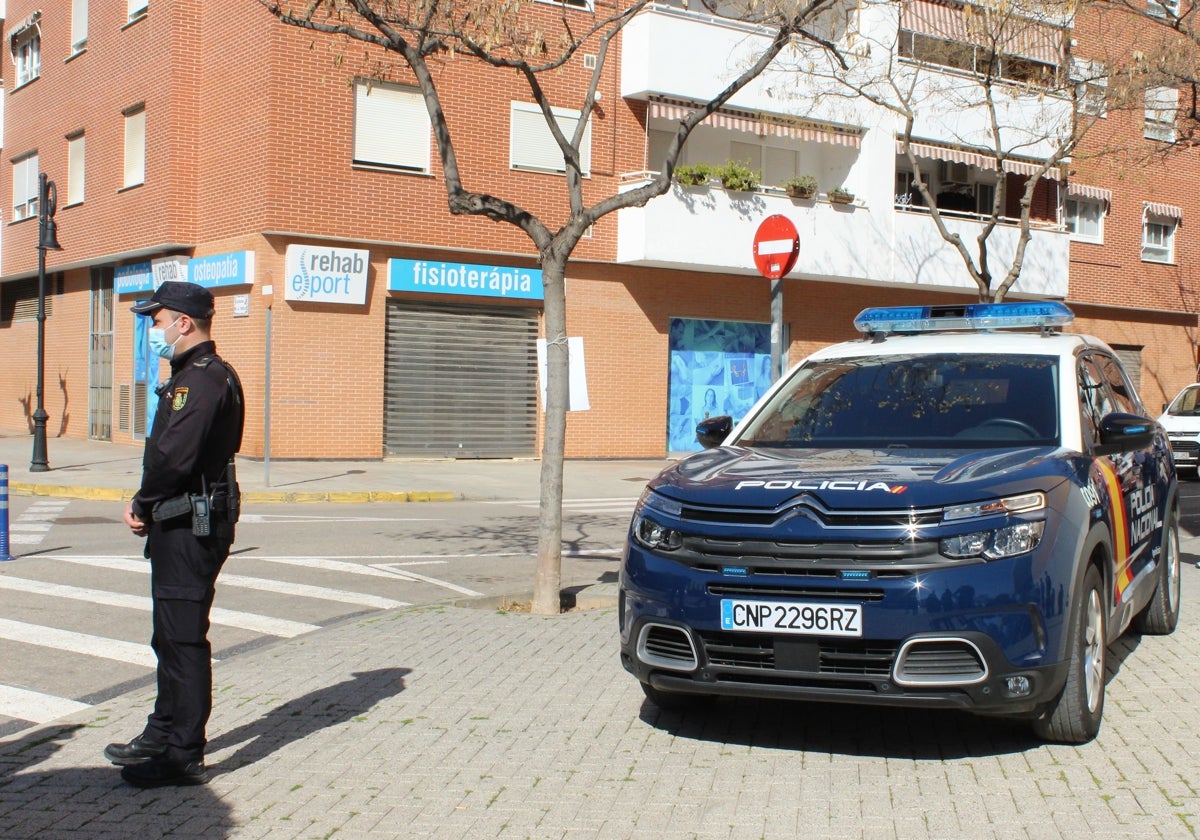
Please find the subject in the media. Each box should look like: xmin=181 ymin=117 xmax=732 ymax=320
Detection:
xmin=1167 ymin=386 xmax=1200 ymax=415
xmin=1096 ymin=354 xmax=1143 ymax=416
xmin=1077 ymin=357 xmax=1107 ymax=448
xmin=738 ymin=353 xmax=1060 ymax=448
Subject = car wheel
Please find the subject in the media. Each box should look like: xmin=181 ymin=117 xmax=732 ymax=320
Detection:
xmin=640 ymin=682 xmax=713 ymax=711
xmin=1133 ymin=505 xmax=1181 ymax=635
xmin=1032 ymin=564 xmax=1105 ymax=744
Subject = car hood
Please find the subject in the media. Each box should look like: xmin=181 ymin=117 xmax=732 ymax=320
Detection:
xmin=649 ymin=445 xmax=1073 ymax=510
xmin=1158 ymin=412 xmax=1200 ymax=434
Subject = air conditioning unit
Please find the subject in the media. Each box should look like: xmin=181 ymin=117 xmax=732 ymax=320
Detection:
xmin=940 ymin=160 xmax=970 ymax=184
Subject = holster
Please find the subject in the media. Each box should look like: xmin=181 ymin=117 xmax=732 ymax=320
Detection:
xmin=152 ymin=495 xmax=193 ymax=522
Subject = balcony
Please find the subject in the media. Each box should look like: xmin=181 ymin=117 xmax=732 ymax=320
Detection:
xmin=616 ymin=176 xmax=1069 ymax=298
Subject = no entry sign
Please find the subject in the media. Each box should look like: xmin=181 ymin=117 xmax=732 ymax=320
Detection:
xmin=752 ymin=215 xmax=800 ymax=280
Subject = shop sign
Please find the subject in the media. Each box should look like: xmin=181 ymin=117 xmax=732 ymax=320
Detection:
xmin=285 ymin=245 xmax=370 ymax=304
xmin=387 ymin=258 xmax=544 ymax=301
xmin=115 ymin=262 xmax=154 ymax=295
xmin=189 ymin=251 xmax=255 ymax=288
xmin=152 ymin=256 xmax=190 ymax=287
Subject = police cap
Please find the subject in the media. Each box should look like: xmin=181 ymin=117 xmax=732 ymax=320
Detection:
xmin=130 ymin=281 xmax=215 ymax=319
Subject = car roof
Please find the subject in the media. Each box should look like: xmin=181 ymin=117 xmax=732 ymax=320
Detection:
xmin=806 ymin=329 xmax=1112 ymax=362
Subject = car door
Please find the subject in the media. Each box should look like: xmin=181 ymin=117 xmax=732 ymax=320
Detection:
xmin=1077 ymin=351 xmax=1164 ymax=614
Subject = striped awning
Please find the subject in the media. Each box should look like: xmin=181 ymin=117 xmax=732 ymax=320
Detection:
xmin=648 ymin=97 xmax=862 ymax=148
xmin=1144 ymin=201 xmax=1183 ymax=220
xmin=1067 ymin=183 xmax=1112 ymax=203
xmin=898 ymin=139 xmax=1061 ymax=180
xmin=900 ymin=0 xmax=1063 ymax=66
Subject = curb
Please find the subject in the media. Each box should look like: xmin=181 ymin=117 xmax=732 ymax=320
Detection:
xmin=9 ymin=483 xmax=457 ymax=504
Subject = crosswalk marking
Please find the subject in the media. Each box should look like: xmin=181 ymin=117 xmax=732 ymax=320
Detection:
xmin=40 ymin=555 xmax=409 ymax=610
xmin=0 ymin=618 xmax=157 ymax=668
xmin=250 ymin=555 xmax=483 ymax=596
xmin=0 ymin=575 xmax=317 ymax=638
xmin=0 ymin=685 xmax=89 ymax=724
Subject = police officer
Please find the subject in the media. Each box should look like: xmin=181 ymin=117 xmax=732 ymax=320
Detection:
xmin=105 ymin=280 xmax=244 ymax=788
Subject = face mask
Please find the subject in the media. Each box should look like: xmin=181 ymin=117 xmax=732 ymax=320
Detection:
xmin=148 ymin=317 xmax=183 ymax=360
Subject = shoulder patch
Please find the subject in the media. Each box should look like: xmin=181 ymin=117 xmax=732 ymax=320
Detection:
xmin=172 ymin=388 xmax=189 ymax=411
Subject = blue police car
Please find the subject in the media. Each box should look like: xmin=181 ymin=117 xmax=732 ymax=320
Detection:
xmin=619 ymin=302 xmax=1180 ymax=743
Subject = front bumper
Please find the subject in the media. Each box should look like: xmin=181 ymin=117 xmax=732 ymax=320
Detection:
xmin=619 ymin=544 xmax=1071 ymax=715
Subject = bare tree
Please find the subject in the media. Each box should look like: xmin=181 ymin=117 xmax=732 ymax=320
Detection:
xmin=259 ymin=0 xmax=847 ymax=613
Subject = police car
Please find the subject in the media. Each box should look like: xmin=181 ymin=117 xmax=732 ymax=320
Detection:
xmin=620 ymin=302 xmax=1180 ymax=743
xmin=1159 ymin=383 xmax=1200 ymax=476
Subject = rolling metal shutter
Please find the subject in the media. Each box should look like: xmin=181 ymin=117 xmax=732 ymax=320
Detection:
xmin=384 ymin=300 xmax=540 ymax=458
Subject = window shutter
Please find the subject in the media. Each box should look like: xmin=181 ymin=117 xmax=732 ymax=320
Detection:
xmin=354 ymin=81 xmax=431 ymax=172
xmin=124 ymin=109 xmax=146 ymax=187
xmin=510 ymin=103 xmax=590 ymax=175
xmin=68 ymin=136 xmax=86 ymax=205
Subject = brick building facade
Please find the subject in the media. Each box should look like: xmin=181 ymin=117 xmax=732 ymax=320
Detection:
xmin=0 ymin=0 xmax=1196 ymax=463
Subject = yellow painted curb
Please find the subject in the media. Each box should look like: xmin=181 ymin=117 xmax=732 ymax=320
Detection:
xmin=10 ymin=483 xmax=134 ymax=502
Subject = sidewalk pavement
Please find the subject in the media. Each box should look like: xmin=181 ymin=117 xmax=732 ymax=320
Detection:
xmin=0 ymin=430 xmax=673 ymax=505
xmin=2 ymin=430 xmax=1200 ymax=838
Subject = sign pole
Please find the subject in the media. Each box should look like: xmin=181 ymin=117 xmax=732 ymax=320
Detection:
xmin=752 ymin=215 xmax=800 ymax=384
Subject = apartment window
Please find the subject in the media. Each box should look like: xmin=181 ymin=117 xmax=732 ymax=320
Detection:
xmin=1 ymin=277 xmax=57 ymax=323
xmin=1149 ymin=0 xmax=1180 ymax=18
xmin=353 ymin=80 xmax=431 ymax=172
xmin=72 ymin=0 xmax=89 ymax=53
xmin=124 ymin=106 xmax=146 ymax=188
xmin=12 ymin=154 xmax=39 ymax=221
xmin=510 ymin=102 xmax=591 ymax=175
xmin=11 ymin=21 xmax=41 ymax=87
xmin=1142 ymin=215 xmax=1176 ymax=263
xmin=1145 ymin=87 xmax=1177 ymax=142
xmin=128 ymin=0 xmax=148 ymax=22
xmin=1066 ymin=197 xmax=1105 ymax=243
xmin=67 ymin=134 xmax=86 ymax=206
xmin=1071 ymin=59 xmax=1107 ymax=117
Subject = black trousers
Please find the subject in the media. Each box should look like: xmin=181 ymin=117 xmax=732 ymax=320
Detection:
xmin=141 ymin=517 xmax=233 ymax=763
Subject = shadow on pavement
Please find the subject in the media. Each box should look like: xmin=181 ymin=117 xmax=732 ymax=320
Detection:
xmin=0 ymin=723 xmax=235 ymax=838
xmin=640 ymin=697 xmax=1043 ymax=758
xmin=206 ymin=667 xmax=410 ymax=774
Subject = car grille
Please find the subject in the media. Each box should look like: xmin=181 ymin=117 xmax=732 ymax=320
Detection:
xmin=698 ymin=631 xmax=897 ymax=677
xmin=1170 ymin=440 xmax=1199 ymax=454
xmin=680 ymin=495 xmax=944 ymax=530
xmin=670 ymin=535 xmax=945 ymax=576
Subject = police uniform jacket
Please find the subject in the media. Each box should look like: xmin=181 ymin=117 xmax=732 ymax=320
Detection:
xmin=131 ymin=340 xmax=244 ymax=521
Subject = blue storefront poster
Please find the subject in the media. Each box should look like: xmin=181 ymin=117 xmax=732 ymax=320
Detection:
xmin=667 ymin=318 xmax=773 ymax=452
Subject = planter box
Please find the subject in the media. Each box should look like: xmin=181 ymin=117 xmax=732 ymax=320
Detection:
xmin=829 ymin=192 xmax=855 ymax=205
xmin=786 ymin=186 xmax=816 ymax=199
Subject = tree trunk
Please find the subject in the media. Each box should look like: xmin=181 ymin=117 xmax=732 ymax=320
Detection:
xmin=532 ymin=255 xmax=568 ymax=614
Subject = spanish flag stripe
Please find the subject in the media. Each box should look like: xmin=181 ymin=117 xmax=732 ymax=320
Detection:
xmin=1096 ymin=460 xmax=1134 ymax=599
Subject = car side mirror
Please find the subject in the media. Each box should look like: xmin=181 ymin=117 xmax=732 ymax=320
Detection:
xmin=1094 ymin=412 xmax=1156 ymax=456
xmin=696 ymin=415 xmax=733 ymax=450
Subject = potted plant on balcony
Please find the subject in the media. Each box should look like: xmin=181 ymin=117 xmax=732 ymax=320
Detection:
xmin=829 ymin=186 xmax=855 ymax=204
xmin=673 ymin=163 xmax=714 ymax=188
xmin=717 ymin=160 xmax=761 ymax=193
xmin=783 ymin=175 xmax=818 ymax=199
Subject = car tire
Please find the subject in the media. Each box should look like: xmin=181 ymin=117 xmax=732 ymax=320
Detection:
xmin=1133 ymin=505 xmax=1182 ymax=635
xmin=640 ymin=682 xmax=713 ymax=711
xmin=1032 ymin=564 xmax=1106 ymax=744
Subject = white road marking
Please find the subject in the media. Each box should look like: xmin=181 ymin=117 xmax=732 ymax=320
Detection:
xmin=370 ymin=565 xmax=482 ymax=596
xmin=0 ymin=618 xmax=156 ymax=667
xmin=239 ymin=514 xmax=442 ymax=524
xmin=9 ymin=524 xmax=52 ymax=532
xmin=484 ymin=497 xmax=639 ymax=513
xmin=40 ymin=555 xmax=408 ymax=610
xmin=0 ymin=685 xmax=89 ymax=724
xmin=0 ymin=576 xmax=317 ymax=638
xmin=8 ymin=535 xmax=44 ymax=545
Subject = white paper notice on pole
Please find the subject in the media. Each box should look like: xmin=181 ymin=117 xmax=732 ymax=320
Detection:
xmin=536 ymin=336 xmax=590 ymax=412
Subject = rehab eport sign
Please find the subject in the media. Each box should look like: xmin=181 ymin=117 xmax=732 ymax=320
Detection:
xmin=285 ymin=245 xmax=370 ymax=304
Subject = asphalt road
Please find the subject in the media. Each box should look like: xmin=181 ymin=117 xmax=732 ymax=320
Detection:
xmin=0 ymin=494 xmax=638 ymax=735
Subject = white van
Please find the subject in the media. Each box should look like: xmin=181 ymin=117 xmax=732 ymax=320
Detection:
xmin=1159 ymin=384 xmax=1200 ymax=475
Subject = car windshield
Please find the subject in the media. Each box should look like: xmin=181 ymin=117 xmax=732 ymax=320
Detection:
xmin=738 ymin=352 xmax=1060 ymax=449
xmin=1166 ymin=386 xmax=1200 ymax=416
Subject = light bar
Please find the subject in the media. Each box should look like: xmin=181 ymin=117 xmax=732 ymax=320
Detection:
xmin=853 ymin=301 xmax=1074 ymax=334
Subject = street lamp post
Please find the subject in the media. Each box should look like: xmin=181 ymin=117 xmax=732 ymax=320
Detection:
xmin=30 ymin=173 xmax=62 ymax=473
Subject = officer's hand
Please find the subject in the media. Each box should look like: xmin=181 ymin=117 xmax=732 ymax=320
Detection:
xmin=124 ymin=503 xmax=148 ymax=537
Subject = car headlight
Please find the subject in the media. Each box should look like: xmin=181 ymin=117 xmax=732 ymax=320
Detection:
xmin=631 ymin=490 xmax=685 ymax=551
xmin=940 ymin=520 xmax=1045 ymax=560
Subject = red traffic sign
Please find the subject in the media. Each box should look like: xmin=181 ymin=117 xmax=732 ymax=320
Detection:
xmin=752 ymin=214 xmax=800 ymax=280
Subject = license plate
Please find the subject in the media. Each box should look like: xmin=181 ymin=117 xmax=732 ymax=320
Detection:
xmin=1173 ymin=449 xmax=1196 ymax=462
xmin=720 ymin=599 xmax=862 ymax=637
